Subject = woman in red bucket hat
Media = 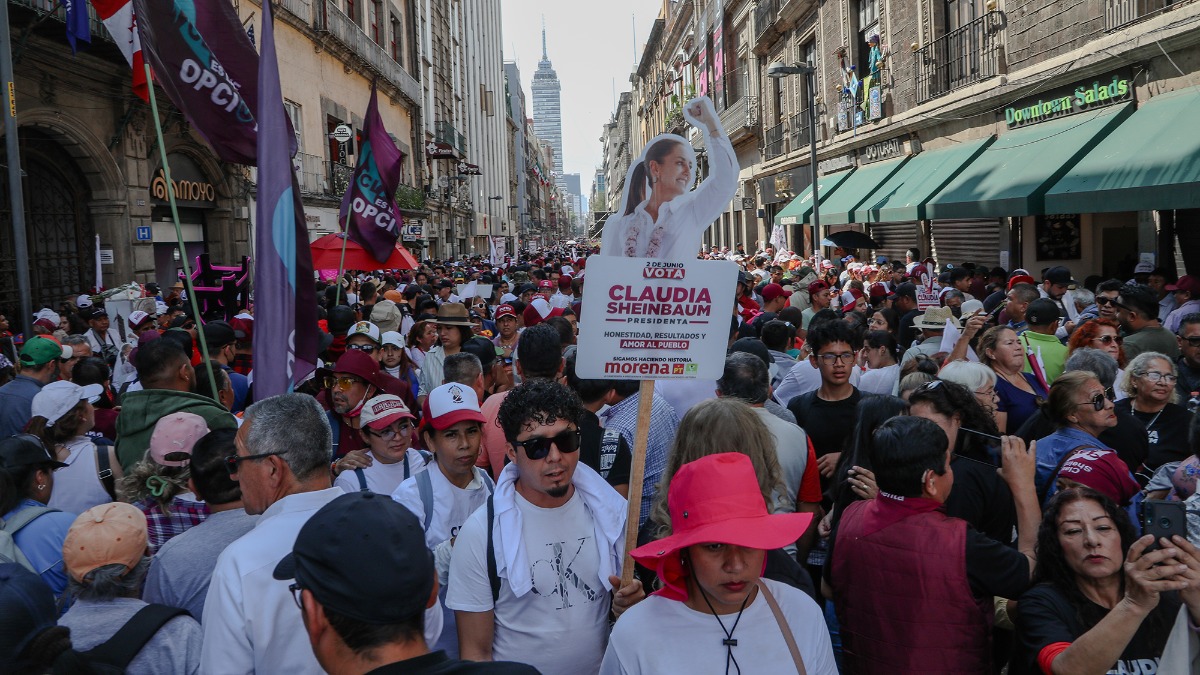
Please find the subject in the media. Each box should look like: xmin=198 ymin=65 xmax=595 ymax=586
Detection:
xmin=601 ymin=453 xmax=836 ymax=674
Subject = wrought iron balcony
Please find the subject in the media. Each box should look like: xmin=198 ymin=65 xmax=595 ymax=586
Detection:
xmin=719 ymin=94 xmax=758 ymax=139
xmin=435 ymin=121 xmax=468 ymax=156
xmin=789 ymin=109 xmax=811 ymax=151
xmin=764 ymin=121 xmax=785 ymax=160
xmin=326 ymin=161 xmax=353 ymax=198
xmin=915 ymin=11 xmax=1006 ymax=104
xmin=10 ymin=0 xmax=106 ymax=43
xmin=1105 ymin=0 xmax=1176 ymax=30
xmin=314 ymin=0 xmax=421 ymax=105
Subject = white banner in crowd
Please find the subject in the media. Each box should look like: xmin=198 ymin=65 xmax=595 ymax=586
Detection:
xmin=576 ymin=256 xmax=737 ymax=380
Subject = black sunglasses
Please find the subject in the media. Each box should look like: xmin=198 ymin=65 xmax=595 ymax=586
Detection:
xmin=1074 ymin=392 xmax=1109 ymax=412
xmin=1095 ymin=296 xmax=1114 ymax=305
xmin=509 ymin=429 xmax=581 ymax=460
xmin=1180 ymin=335 xmax=1200 ymax=348
xmin=225 ymin=451 xmax=286 ymax=475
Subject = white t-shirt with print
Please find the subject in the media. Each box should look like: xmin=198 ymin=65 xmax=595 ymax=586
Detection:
xmin=600 ymin=578 xmax=838 ymax=675
xmin=446 ymin=490 xmax=610 ymax=675
xmin=392 ymin=462 xmax=492 ymax=550
xmin=334 ymin=449 xmax=430 ymax=496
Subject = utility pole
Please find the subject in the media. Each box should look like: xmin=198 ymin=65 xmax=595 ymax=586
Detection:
xmin=0 ymin=0 xmax=32 ymax=342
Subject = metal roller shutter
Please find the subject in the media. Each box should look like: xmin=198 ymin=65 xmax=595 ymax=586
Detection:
xmin=869 ymin=222 xmax=919 ymax=266
xmin=930 ymin=219 xmax=1002 ymax=268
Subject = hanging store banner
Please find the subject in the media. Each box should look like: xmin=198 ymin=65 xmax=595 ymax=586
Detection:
xmin=575 ymin=256 xmax=737 ymax=380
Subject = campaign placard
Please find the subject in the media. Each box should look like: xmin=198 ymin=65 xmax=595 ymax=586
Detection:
xmin=912 ymin=263 xmax=939 ymax=311
xmin=576 ymin=256 xmax=737 ymax=380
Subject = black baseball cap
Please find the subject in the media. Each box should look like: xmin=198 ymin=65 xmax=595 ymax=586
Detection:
xmin=893 ymin=282 xmax=917 ymax=301
xmin=461 ymin=335 xmax=498 ymax=369
xmin=203 ymin=321 xmax=237 ymax=349
xmin=0 ymin=435 xmax=68 ymax=471
xmin=273 ymin=492 xmax=434 ymax=624
xmin=1043 ymin=266 xmax=1077 ymax=288
xmin=1025 ymin=298 xmax=1062 ymax=326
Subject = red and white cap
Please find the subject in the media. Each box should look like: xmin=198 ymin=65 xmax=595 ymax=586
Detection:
xmin=360 ymin=394 xmax=416 ymax=430
xmin=421 ymin=382 xmax=485 ymax=430
xmin=494 ymin=304 xmax=517 ymax=320
xmin=128 ymin=310 xmax=153 ymax=328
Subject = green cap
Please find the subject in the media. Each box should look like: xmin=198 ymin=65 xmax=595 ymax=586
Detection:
xmin=19 ymin=336 xmax=69 ymax=367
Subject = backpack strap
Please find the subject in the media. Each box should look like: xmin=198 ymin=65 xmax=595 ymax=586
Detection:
xmin=1 ymin=506 xmax=57 ymax=534
xmin=326 ymin=410 xmax=341 ymax=459
xmin=481 ymin=470 xmax=495 ymax=494
xmin=82 ymin=604 xmax=189 ymax=669
xmin=417 ymin=469 xmax=434 ymax=531
xmin=95 ymin=444 xmax=116 ymax=500
xmin=354 ymin=467 xmax=370 ymax=492
xmin=486 ymin=494 xmax=500 ymax=604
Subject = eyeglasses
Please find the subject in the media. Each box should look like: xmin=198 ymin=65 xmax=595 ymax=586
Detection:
xmin=509 ymin=429 xmax=581 ymax=460
xmin=289 ymin=583 xmax=305 ymax=609
xmin=1139 ymin=371 xmax=1178 ymax=384
xmin=366 ymin=421 xmax=415 ymax=439
xmin=1091 ymin=335 xmax=1123 ymax=345
xmin=817 ymin=352 xmax=856 ymax=364
xmin=1074 ymin=393 xmax=1109 ymax=411
xmin=324 ymin=375 xmax=364 ymax=391
xmin=1095 ymin=296 xmax=1114 ymax=305
xmin=1180 ymin=335 xmax=1200 ymax=348
xmin=346 ymin=344 xmax=377 ymax=353
xmin=224 ymin=451 xmax=287 ymax=476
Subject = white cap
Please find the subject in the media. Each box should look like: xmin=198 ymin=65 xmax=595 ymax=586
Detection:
xmin=422 ymin=382 xmax=485 ymax=430
xmin=128 ymin=310 xmax=153 ymax=328
xmin=380 ymin=331 xmax=404 ymax=348
xmin=75 ymin=295 xmax=93 ymax=309
xmin=359 ymin=394 xmax=416 ymax=429
xmin=347 ymin=320 xmax=381 ymax=344
xmin=31 ymin=381 xmax=104 ymax=425
xmin=1134 ymin=261 xmax=1154 ymax=274
xmin=34 ymin=308 xmax=61 ymax=325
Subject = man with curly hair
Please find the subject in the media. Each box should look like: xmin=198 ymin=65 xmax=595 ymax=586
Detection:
xmin=447 ymin=379 xmax=644 ymax=675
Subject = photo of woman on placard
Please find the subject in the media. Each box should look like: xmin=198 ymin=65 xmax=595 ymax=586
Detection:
xmin=600 ymin=97 xmax=737 ymax=261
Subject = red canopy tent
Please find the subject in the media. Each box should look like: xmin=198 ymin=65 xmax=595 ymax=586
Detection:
xmin=310 ymin=233 xmax=419 ymax=271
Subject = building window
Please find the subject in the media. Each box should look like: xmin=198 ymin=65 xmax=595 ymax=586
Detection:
xmin=369 ymin=0 xmax=382 ymax=43
xmin=390 ymin=14 xmax=402 ymax=62
xmin=856 ymin=0 xmax=879 ymax=73
xmin=345 ymin=0 xmax=360 ymax=26
xmin=946 ymin=0 xmax=987 ymax=31
xmin=284 ymin=100 xmax=303 ymax=152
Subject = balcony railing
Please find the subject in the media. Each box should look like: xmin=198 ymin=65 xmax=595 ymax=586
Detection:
xmin=314 ymin=0 xmax=421 ymax=104
xmin=789 ymin=109 xmax=811 ymax=151
xmin=719 ymin=94 xmax=758 ymax=132
xmin=435 ymin=121 xmax=467 ymax=156
xmin=764 ymin=122 xmax=785 ymax=160
xmin=1105 ymin=0 xmax=1175 ymax=30
xmin=754 ymin=0 xmax=778 ymax=43
xmin=278 ymin=0 xmax=313 ymax=23
xmin=11 ymin=0 xmax=106 ymax=44
xmin=294 ymin=152 xmax=326 ymax=195
xmin=915 ymin=11 xmax=1006 ymax=104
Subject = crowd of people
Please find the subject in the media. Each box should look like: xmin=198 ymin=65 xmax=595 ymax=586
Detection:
xmin=1 ymin=243 xmax=1200 ymax=674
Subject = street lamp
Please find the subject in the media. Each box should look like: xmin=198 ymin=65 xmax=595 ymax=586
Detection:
xmin=767 ymin=62 xmax=819 ymax=258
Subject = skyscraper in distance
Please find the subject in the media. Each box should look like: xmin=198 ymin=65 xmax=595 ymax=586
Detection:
xmin=531 ymin=17 xmax=564 ymax=190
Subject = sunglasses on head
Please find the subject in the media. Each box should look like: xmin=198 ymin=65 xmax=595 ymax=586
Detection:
xmin=509 ymin=429 xmax=581 ymax=460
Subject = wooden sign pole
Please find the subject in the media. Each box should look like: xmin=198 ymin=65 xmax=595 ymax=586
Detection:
xmin=620 ymin=379 xmax=656 ymax=588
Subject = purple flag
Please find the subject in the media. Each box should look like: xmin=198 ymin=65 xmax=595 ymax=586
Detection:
xmin=64 ymin=0 xmax=91 ymax=54
xmin=133 ymin=0 xmax=262 ymax=165
xmin=337 ymin=82 xmax=403 ymax=263
xmin=253 ymin=0 xmax=318 ymax=397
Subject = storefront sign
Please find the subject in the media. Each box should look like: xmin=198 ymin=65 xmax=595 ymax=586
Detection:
xmin=151 ymin=153 xmax=218 ymax=206
xmin=1004 ymin=72 xmax=1133 ymax=128
xmin=819 ymin=153 xmax=856 ymax=175
xmin=774 ymin=173 xmax=793 ymax=195
xmin=859 ymin=137 xmax=906 ymax=165
xmin=402 ymin=221 xmax=424 ymax=241
xmin=425 ymin=140 xmax=455 ymax=159
xmin=759 ymin=167 xmax=812 ymax=205
xmin=575 ymin=256 xmax=737 ymax=380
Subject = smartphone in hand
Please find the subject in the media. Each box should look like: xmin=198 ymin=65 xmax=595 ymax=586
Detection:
xmin=1141 ymin=499 xmax=1187 ymax=552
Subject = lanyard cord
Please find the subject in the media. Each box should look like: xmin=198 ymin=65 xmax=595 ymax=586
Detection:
xmin=698 ymin=583 xmax=752 ymax=675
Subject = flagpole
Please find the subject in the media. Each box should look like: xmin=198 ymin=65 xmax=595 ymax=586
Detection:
xmin=143 ymin=62 xmax=219 ymax=400
xmin=334 ymin=232 xmax=348 ymax=306
xmin=0 ymin=0 xmax=33 ymax=344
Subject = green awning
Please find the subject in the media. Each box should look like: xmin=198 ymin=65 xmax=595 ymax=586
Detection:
xmin=817 ymin=157 xmax=912 ymax=226
xmin=1045 ymin=87 xmax=1200 ymax=213
xmin=859 ymin=136 xmax=996 ymax=223
xmin=924 ymin=105 xmax=1132 ymax=219
xmin=776 ymin=169 xmax=856 ymax=227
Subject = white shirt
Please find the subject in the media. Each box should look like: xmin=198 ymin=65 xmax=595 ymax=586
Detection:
xmin=47 ymin=436 xmax=112 ymax=515
xmin=200 ymin=487 xmax=346 ymax=675
xmin=858 ymin=363 xmax=901 ymax=396
xmin=599 ymin=131 xmax=737 ymax=261
xmin=418 ymin=346 xmax=447 ymax=397
xmin=392 ymin=462 xmax=491 ymax=551
xmin=655 ymin=378 xmax=718 ymax=421
xmin=334 ymin=449 xmax=430 ymax=496
xmin=600 ymin=579 xmax=837 ymax=675
xmin=773 ymin=358 xmax=861 ymax=405
xmin=447 ymin=490 xmax=612 ymax=675
xmin=199 ymin=487 xmax=440 ymax=674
